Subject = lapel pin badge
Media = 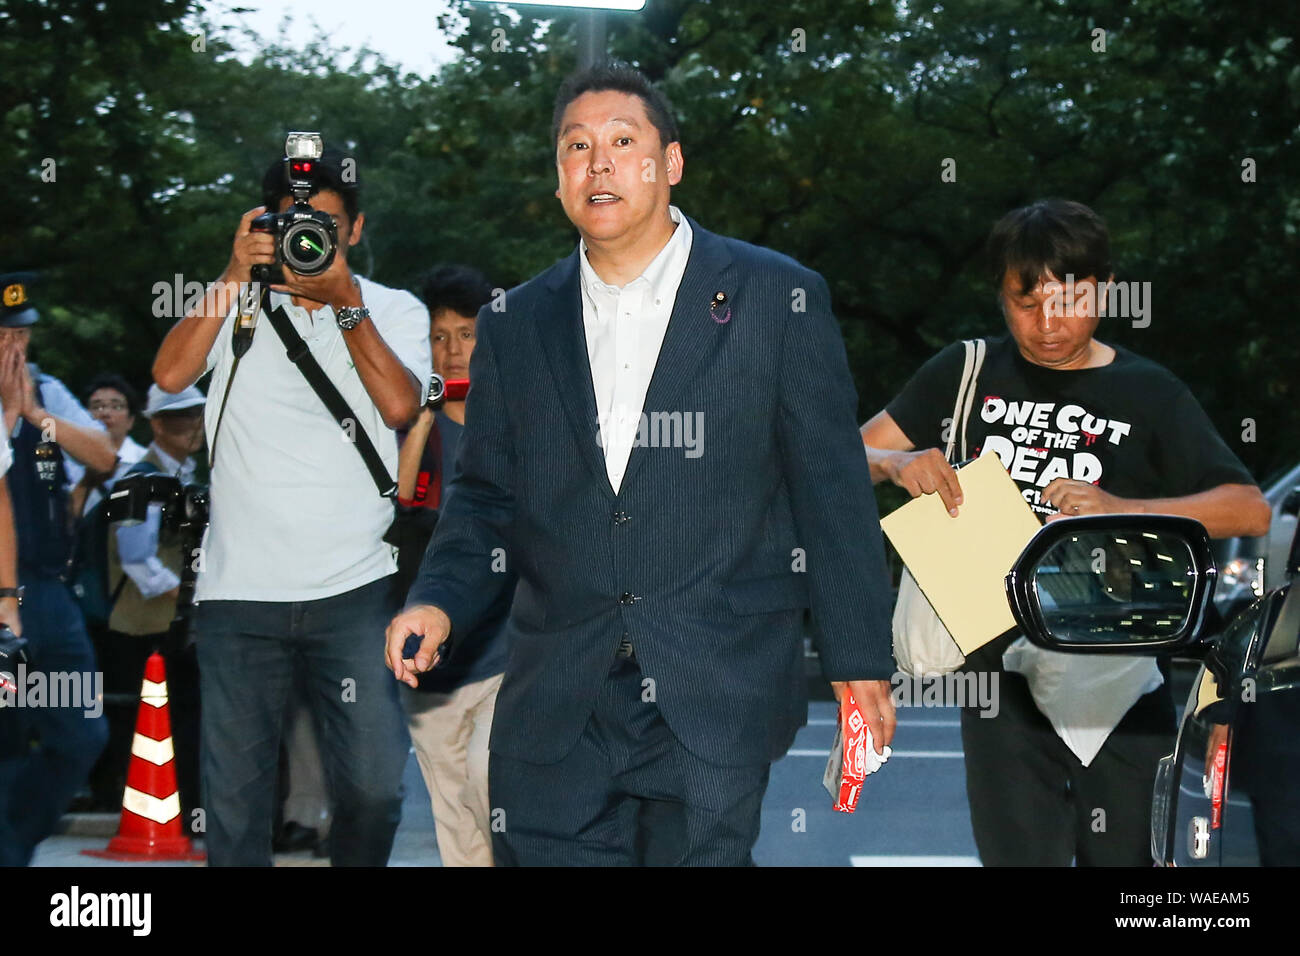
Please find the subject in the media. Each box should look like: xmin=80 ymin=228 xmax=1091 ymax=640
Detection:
xmin=710 ymin=290 xmax=731 ymax=324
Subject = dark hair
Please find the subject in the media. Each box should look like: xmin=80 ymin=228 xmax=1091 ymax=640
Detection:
xmin=260 ymin=144 xmax=361 ymax=222
xmin=419 ymin=264 xmax=494 ymax=320
xmin=551 ymin=63 xmax=680 ymax=151
xmin=84 ymin=373 xmax=141 ymax=416
xmin=987 ymin=199 xmax=1112 ymax=295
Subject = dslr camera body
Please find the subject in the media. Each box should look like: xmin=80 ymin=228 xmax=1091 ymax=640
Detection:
xmin=105 ymin=472 xmax=209 ymax=533
xmin=105 ymin=472 xmax=210 ymax=629
xmin=249 ymin=132 xmax=338 ymax=285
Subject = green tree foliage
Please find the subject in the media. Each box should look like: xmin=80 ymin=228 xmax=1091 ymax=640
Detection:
xmin=1 ymin=0 xmax=1294 ymax=477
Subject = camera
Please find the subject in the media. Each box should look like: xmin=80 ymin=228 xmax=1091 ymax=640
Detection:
xmin=249 ymin=132 xmax=338 ymax=285
xmin=105 ymin=473 xmax=209 ymax=632
xmin=105 ymin=473 xmax=209 ymax=531
xmin=425 ymin=374 xmax=470 ymax=411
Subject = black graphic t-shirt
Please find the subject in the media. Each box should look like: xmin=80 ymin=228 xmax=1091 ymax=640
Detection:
xmin=886 ymin=335 xmax=1256 ymax=520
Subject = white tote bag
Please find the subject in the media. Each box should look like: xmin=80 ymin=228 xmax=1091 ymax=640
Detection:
xmin=891 ymin=339 xmax=985 ymax=678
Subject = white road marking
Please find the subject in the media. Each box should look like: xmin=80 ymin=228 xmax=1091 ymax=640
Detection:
xmin=786 ymin=749 xmax=963 ymax=758
xmin=851 ymin=855 xmax=981 ymax=867
xmin=806 ymin=718 xmax=961 ymax=727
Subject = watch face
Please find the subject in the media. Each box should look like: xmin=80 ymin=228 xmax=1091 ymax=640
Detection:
xmin=337 ymin=307 xmax=367 ymax=330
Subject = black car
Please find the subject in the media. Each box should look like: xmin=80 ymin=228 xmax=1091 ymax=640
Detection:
xmin=1006 ymin=510 xmax=1300 ymax=866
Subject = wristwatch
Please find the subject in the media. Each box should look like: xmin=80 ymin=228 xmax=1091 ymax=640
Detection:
xmin=0 ymin=587 xmax=23 ymax=606
xmin=335 ymin=305 xmax=370 ymax=331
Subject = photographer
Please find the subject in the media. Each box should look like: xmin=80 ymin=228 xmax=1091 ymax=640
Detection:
xmin=152 ymin=142 xmax=431 ymax=866
xmin=91 ymin=384 xmax=206 ymax=816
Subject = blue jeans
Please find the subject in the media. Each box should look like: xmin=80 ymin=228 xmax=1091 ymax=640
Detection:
xmin=0 ymin=576 xmax=108 ymax=867
xmin=193 ymin=576 xmax=409 ymax=866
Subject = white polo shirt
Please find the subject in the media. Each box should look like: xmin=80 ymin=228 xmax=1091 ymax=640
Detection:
xmin=196 ymin=275 xmax=432 ymax=602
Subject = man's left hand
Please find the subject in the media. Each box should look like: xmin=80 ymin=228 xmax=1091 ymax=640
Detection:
xmin=1042 ymin=478 xmax=1131 ymax=520
xmin=270 ymin=252 xmax=361 ymax=312
xmin=830 ymin=679 xmax=896 ymax=755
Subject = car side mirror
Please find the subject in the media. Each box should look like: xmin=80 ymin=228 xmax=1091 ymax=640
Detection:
xmin=1004 ymin=514 xmax=1218 ymax=654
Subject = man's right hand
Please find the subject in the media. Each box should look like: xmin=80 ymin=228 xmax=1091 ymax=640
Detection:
xmin=884 ymin=447 xmax=963 ymax=516
xmin=222 ymin=206 xmax=277 ymax=286
xmin=384 ymin=604 xmax=452 ymax=688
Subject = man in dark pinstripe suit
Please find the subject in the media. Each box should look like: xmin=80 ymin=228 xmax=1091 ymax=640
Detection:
xmin=386 ymin=64 xmax=896 ymax=866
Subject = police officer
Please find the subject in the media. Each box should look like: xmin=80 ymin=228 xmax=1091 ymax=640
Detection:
xmin=0 ymin=272 xmax=115 ymax=866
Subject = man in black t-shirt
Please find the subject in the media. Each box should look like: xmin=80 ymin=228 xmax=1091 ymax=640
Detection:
xmin=860 ymin=199 xmax=1271 ymax=866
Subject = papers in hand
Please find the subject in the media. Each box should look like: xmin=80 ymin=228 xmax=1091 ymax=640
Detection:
xmin=879 ymin=452 xmax=1042 ymax=654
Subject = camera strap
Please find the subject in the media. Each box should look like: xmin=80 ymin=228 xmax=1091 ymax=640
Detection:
xmin=262 ymin=297 xmax=398 ymax=498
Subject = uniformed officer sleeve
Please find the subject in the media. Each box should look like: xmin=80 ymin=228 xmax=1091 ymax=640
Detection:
xmin=39 ymin=376 xmax=104 ymax=432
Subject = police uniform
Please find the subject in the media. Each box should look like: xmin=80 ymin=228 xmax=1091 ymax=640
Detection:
xmin=0 ymin=273 xmax=108 ymax=866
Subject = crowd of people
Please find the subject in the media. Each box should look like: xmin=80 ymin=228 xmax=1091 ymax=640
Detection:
xmin=0 ymin=63 xmax=1272 ymax=868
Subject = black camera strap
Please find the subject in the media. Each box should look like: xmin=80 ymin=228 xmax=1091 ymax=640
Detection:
xmin=261 ymin=297 xmax=398 ymax=498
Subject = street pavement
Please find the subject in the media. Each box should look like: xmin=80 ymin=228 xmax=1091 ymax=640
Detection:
xmin=32 ymin=699 xmax=976 ymax=867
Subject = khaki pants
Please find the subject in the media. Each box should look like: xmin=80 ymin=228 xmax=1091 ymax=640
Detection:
xmin=401 ymin=672 xmax=503 ymax=867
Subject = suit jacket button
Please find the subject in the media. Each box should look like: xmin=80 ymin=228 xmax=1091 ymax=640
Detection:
xmin=619 ymin=592 xmax=637 ymax=605
xmin=612 ymin=510 xmax=630 ymax=524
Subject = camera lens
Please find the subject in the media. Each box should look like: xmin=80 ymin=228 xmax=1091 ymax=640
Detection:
xmin=282 ymin=219 xmax=334 ymax=275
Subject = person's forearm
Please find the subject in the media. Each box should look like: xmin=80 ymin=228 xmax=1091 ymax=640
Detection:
xmin=1126 ymin=483 xmax=1271 ymax=539
xmin=28 ymin=411 xmax=115 ymax=473
xmin=336 ymin=292 xmax=420 ymax=429
xmin=397 ymin=410 xmax=436 ymax=501
xmin=862 ymin=442 xmax=905 ymax=486
xmin=153 ymin=273 xmax=240 ymax=392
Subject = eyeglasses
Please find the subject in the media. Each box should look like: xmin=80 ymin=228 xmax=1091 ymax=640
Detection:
xmin=89 ymin=401 xmax=128 ymax=412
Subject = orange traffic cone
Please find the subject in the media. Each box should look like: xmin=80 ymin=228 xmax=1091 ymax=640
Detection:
xmin=83 ymin=652 xmax=204 ymax=861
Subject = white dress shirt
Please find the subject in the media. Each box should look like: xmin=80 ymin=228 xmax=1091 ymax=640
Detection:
xmin=85 ymin=434 xmax=147 ymax=514
xmin=578 ymin=205 xmax=693 ymax=493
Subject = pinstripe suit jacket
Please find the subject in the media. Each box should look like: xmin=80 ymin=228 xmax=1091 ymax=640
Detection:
xmin=408 ymin=217 xmax=895 ymax=767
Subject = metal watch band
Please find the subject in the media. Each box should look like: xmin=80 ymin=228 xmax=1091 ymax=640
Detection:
xmin=336 ymin=305 xmax=369 ymax=330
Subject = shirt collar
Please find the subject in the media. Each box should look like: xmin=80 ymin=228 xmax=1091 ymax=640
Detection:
xmin=578 ymin=205 xmax=692 ymax=295
xmin=149 ymin=442 xmax=194 ymax=480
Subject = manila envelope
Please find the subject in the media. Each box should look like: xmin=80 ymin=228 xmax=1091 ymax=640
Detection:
xmin=880 ymin=452 xmax=1042 ymax=654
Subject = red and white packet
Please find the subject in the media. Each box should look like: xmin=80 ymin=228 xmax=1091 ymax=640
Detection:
xmin=822 ymin=692 xmax=892 ymax=813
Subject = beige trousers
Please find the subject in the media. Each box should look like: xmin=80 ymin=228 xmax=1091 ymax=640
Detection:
xmin=401 ymin=672 xmax=504 ymax=867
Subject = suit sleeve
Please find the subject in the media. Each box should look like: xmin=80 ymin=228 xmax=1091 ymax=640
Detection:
xmin=777 ymin=271 xmax=895 ymax=681
xmin=404 ymin=305 xmax=516 ymax=635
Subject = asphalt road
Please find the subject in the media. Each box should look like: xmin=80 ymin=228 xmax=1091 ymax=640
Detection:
xmin=33 ymin=697 xmax=977 ymax=867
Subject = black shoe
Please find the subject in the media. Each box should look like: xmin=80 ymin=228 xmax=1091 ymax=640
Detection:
xmin=273 ymin=822 xmax=320 ymax=853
